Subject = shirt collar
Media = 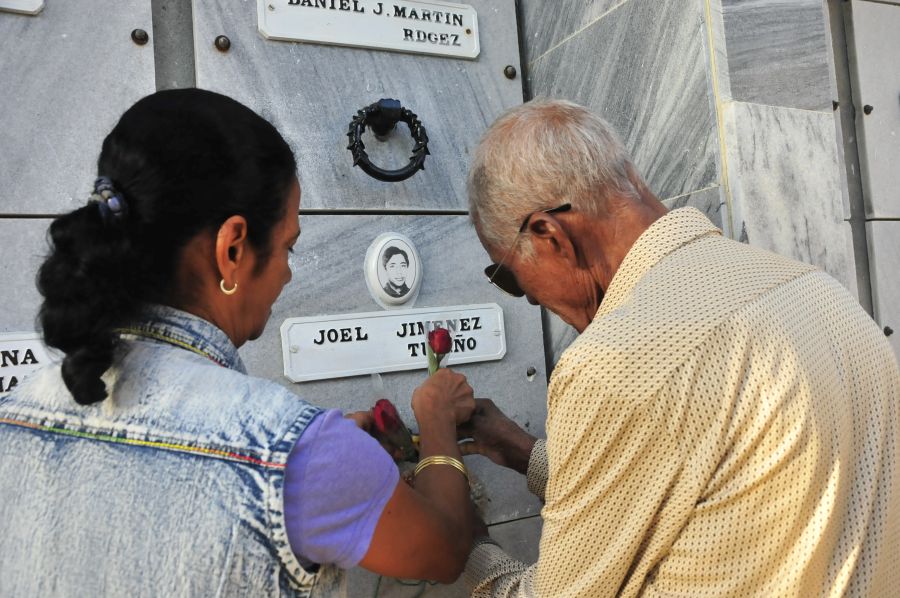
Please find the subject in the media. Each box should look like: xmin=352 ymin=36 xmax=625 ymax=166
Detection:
xmin=595 ymin=208 xmax=722 ymax=320
xmin=120 ymin=304 xmax=247 ymax=374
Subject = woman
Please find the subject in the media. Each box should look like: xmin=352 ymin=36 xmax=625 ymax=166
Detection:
xmin=0 ymin=89 xmax=475 ymax=596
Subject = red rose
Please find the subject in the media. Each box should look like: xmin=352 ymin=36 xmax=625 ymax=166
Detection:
xmin=428 ymin=327 xmax=452 ymax=356
xmin=373 ymin=398 xmax=402 ymax=435
xmin=371 ymin=398 xmax=417 ymax=462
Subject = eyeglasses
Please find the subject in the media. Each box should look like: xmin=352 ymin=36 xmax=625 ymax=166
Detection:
xmin=484 ymin=203 xmax=572 ymax=297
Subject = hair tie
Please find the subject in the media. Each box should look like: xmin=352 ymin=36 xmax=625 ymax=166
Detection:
xmin=89 ymin=176 xmax=128 ymax=223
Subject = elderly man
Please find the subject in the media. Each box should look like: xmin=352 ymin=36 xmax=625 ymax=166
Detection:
xmin=460 ymin=99 xmax=900 ymax=596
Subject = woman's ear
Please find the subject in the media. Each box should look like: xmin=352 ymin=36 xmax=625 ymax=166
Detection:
xmin=215 ymin=215 xmax=249 ymax=287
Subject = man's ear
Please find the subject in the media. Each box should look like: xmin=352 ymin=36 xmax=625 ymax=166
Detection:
xmin=527 ymin=212 xmax=577 ymax=263
xmin=215 ymin=215 xmax=249 ymax=286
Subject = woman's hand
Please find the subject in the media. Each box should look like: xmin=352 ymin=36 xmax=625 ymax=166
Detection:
xmin=411 ymin=368 xmax=475 ymax=426
xmin=344 ymin=410 xmax=374 ymax=432
xmin=361 ymin=369 xmax=477 ymax=583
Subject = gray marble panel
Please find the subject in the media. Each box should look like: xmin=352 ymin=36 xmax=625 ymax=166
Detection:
xmin=239 ymin=214 xmax=547 ymax=525
xmin=528 ymin=0 xmax=719 ymax=202
xmin=723 ymin=101 xmax=857 ymax=294
xmin=193 ymin=0 xmax=522 ymax=211
xmin=346 ymin=514 xmax=542 ymax=597
xmin=846 ymin=0 xmax=900 ymax=218
xmin=0 ymin=219 xmax=51 ymax=333
xmin=518 ymin=0 xmax=624 ymax=65
xmin=721 ymin=0 xmax=833 ymax=111
xmin=866 ymin=221 xmax=900 ymax=360
xmin=661 ymin=185 xmax=725 ymax=230
xmin=0 ymin=1 xmax=155 ymax=214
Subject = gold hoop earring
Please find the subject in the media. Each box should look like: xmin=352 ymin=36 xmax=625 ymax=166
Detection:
xmin=219 ymin=279 xmax=238 ymax=295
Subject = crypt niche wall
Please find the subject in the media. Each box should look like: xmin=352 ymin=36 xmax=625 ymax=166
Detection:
xmin=0 ymin=1 xmax=542 ymax=595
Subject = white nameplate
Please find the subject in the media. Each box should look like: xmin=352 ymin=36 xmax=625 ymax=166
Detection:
xmin=0 ymin=0 xmax=43 ymax=15
xmin=0 ymin=332 xmax=54 ymax=394
xmin=258 ymin=0 xmax=479 ymax=60
xmin=281 ymin=303 xmax=505 ymax=382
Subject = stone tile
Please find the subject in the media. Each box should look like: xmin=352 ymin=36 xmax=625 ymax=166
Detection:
xmin=723 ymin=101 xmax=856 ymax=292
xmin=239 ymin=214 xmax=547 ymax=525
xmin=528 ymin=0 xmax=718 ymax=202
xmin=0 ymin=219 xmax=52 ymax=333
xmin=721 ymin=0 xmax=833 ymax=111
xmin=193 ymin=0 xmax=522 ymax=211
xmin=0 ymin=1 xmax=155 ymax=214
xmin=866 ymin=221 xmax=900 ymax=360
xmin=661 ymin=186 xmax=726 ymax=230
xmin=347 ymin=515 xmax=542 ymax=597
xmin=845 ymin=0 xmax=900 ymax=218
xmin=518 ymin=0 xmax=624 ymax=65
xmin=704 ymin=0 xmax=733 ymax=103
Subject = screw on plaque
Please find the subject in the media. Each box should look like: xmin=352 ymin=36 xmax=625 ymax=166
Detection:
xmin=215 ymin=35 xmax=231 ymax=52
xmin=885 ymin=326 xmax=894 ymax=337
xmin=504 ymin=65 xmax=517 ymax=80
xmin=346 ymin=99 xmax=430 ymax=183
xmin=863 ymin=104 xmax=874 ymax=115
xmin=131 ymin=29 xmax=149 ymax=46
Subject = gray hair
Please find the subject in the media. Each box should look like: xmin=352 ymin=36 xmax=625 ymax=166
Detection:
xmin=467 ymin=99 xmax=640 ymax=255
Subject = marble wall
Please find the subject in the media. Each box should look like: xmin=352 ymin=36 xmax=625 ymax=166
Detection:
xmin=519 ymin=0 xmax=725 ymax=367
xmin=0 ymin=0 xmax=887 ymax=595
xmin=713 ymin=0 xmax=858 ymax=298
xmin=842 ymin=0 xmax=900 ymax=359
xmin=0 ymin=3 xmax=542 ymax=596
xmin=520 ymin=0 xmax=860 ymax=367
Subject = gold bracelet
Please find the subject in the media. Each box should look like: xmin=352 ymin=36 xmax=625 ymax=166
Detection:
xmin=414 ymin=455 xmax=469 ymax=482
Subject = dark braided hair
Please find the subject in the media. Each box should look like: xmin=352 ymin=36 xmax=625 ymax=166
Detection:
xmin=37 ymin=88 xmax=297 ymax=405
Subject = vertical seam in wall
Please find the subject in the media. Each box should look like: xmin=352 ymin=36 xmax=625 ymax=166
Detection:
xmin=514 ymin=0 xmax=530 ymax=102
xmin=151 ymin=0 xmax=197 ymax=90
xmin=702 ymin=0 xmax=736 ymax=239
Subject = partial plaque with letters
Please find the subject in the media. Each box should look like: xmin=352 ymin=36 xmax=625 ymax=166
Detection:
xmin=281 ymin=303 xmax=504 ymax=382
xmin=0 ymin=333 xmax=54 ymax=394
xmin=0 ymin=0 xmax=43 ymax=14
xmin=258 ymin=0 xmax=479 ymax=59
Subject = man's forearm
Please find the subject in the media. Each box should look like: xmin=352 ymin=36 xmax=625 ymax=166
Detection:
xmin=526 ymin=438 xmax=548 ymax=503
xmin=464 ymin=539 xmax=537 ymax=598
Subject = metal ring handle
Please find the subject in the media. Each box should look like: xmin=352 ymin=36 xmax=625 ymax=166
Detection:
xmin=346 ymin=99 xmax=429 ymax=183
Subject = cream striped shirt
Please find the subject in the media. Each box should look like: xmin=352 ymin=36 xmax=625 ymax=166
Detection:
xmin=465 ymin=208 xmax=900 ymax=597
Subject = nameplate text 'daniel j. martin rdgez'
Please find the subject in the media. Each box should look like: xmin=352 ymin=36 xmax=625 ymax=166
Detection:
xmin=257 ymin=0 xmax=479 ymax=59
xmin=280 ymin=303 xmax=505 ymax=382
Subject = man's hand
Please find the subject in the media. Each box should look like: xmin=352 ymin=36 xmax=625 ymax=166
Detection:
xmin=458 ymin=399 xmax=538 ymax=475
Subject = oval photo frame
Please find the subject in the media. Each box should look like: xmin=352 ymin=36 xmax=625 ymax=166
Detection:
xmin=364 ymin=233 xmax=422 ymax=309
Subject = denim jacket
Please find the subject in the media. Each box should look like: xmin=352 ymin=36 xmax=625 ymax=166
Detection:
xmin=0 ymin=305 xmax=345 ymax=597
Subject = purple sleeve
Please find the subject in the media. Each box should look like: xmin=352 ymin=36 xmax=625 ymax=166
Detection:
xmin=283 ymin=409 xmax=400 ymax=569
